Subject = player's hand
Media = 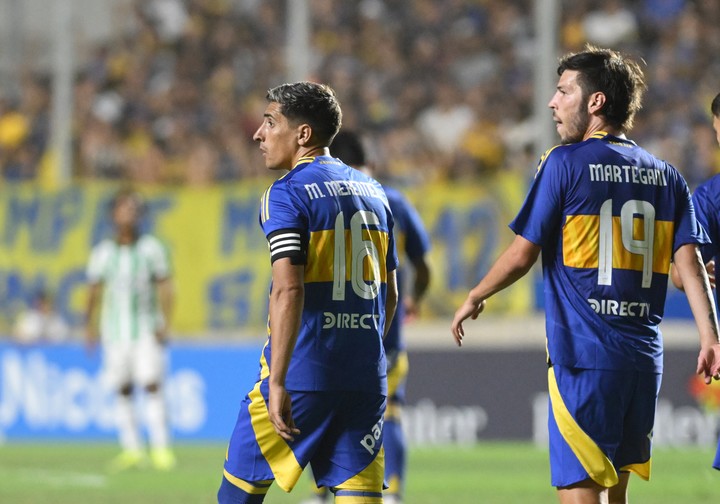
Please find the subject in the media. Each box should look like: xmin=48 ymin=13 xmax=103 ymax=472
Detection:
xmin=403 ymin=296 xmax=420 ymax=322
xmin=155 ymin=326 xmax=170 ymax=346
xmin=696 ymin=343 xmax=720 ymax=384
xmin=268 ymin=382 xmax=300 ymax=442
xmin=450 ymin=298 xmax=486 ymax=347
xmin=706 ymin=260 xmax=716 ymax=289
xmin=84 ymin=326 xmax=99 ymax=356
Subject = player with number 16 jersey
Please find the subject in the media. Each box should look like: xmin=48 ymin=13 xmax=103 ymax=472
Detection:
xmin=259 ymin=155 xmax=398 ymax=394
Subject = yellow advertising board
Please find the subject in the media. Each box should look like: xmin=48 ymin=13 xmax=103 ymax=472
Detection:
xmin=0 ymin=174 xmax=533 ymax=335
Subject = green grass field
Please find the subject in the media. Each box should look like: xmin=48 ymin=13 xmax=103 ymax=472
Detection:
xmin=0 ymin=441 xmax=717 ymax=503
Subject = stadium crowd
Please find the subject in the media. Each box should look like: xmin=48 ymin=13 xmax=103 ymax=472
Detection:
xmin=0 ymin=0 xmax=719 ymax=187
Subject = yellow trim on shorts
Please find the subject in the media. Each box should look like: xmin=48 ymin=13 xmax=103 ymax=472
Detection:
xmin=335 ymin=445 xmax=385 ymax=494
xmin=621 ymin=461 xmax=651 ymax=481
xmin=548 ymin=367 xmax=618 ymax=487
xmin=222 ymin=470 xmax=272 ymax=495
xmin=247 ymin=381 xmax=303 ymax=492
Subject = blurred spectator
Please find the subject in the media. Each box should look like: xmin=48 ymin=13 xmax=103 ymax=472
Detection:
xmin=12 ymin=290 xmax=71 ymax=344
xmin=0 ymin=0 xmax=718 ymax=186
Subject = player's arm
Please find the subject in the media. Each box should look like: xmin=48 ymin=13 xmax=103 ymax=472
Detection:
xmin=267 ymin=257 xmax=304 ymax=441
xmin=85 ymin=282 xmax=102 ymax=350
xmin=384 ymin=268 xmax=399 ymax=339
xmin=405 ymin=254 xmax=431 ymax=318
xmin=155 ymin=276 xmax=174 ymax=345
xmin=673 ymin=243 xmax=720 ymax=383
xmin=451 ymin=234 xmax=541 ymax=346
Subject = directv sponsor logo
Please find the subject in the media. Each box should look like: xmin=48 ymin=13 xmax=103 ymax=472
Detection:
xmin=588 ymin=298 xmax=650 ymax=317
xmin=322 ymin=312 xmax=379 ymax=330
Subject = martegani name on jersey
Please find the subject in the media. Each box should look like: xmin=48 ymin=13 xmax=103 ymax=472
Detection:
xmin=588 ymin=163 xmax=668 ymax=186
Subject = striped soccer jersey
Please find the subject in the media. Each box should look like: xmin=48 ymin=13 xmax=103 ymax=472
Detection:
xmin=86 ymin=235 xmax=171 ymax=343
xmin=510 ymin=132 xmax=708 ymax=372
xmin=259 ymin=156 xmax=398 ymax=394
xmin=690 ymin=174 xmax=720 ymax=309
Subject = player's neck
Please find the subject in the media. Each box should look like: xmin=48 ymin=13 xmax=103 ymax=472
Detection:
xmin=583 ymin=118 xmax=621 ymax=141
xmin=294 ymin=146 xmax=329 ymax=165
xmin=116 ymin=228 xmax=138 ymax=245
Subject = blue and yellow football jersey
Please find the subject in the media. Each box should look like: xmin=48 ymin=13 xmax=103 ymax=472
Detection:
xmin=511 ymin=132 xmax=708 ymax=372
xmin=383 ymin=186 xmax=431 ymax=354
xmin=259 ymin=155 xmax=398 ymax=394
xmin=690 ymin=174 xmax=720 ymax=306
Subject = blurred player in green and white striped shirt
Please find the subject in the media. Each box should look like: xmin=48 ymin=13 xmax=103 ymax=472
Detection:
xmin=85 ymin=187 xmax=175 ymax=472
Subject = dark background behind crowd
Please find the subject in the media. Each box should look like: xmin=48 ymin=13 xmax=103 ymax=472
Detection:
xmin=0 ymin=0 xmax=719 ymax=188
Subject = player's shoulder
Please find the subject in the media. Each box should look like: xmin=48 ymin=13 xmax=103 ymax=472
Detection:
xmin=90 ymin=238 xmax=115 ymax=255
xmin=137 ymin=234 xmax=168 ymax=253
xmin=695 ymin=173 xmax=720 ymax=194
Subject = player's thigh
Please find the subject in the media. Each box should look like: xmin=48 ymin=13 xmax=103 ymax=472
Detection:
xmin=387 ymin=350 xmax=409 ymax=415
xmin=132 ymin=338 xmax=167 ymax=387
xmin=224 ymin=384 xmax=336 ymax=491
xmin=310 ymin=392 xmax=386 ymax=491
xmin=101 ymin=342 xmax=133 ymax=390
xmin=549 ymin=366 xmax=645 ymax=487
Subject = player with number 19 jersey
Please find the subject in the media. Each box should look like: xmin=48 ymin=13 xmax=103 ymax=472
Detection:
xmin=259 ymin=155 xmax=398 ymax=394
xmin=510 ymin=131 xmax=709 ymax=373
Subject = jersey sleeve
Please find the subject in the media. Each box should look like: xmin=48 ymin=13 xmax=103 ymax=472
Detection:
xmin=145 ymin=236 xmax=172 ymax=279
xmin=509 ymin=148 xmax=565 ymax=245
xmin=259 ymin=180 xmax=309 ymax=265
xmin=671 ymin=171 xmax=710 ymax=253
xmin=396 ymin=193 xmax=431 ymax=261
xmin=86 ymin=243 xmax=107 ymax=284
xmin=691 ymin=182 xmax=720 ymax=262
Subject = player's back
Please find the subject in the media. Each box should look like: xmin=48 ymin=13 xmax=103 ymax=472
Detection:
xmin=260 ymin=156 xmax=398 ymax=393
xmin=515 ymin=133 xmax=702 ymax=372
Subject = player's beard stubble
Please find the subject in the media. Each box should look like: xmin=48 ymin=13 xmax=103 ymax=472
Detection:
xmin=560 ymin=103 xmax=590 ymax=145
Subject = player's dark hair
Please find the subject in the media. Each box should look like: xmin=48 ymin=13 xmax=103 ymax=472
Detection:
xmin=266 ymin=81 xmax=342 ymax=146
xmin=711 ymin=93 xmax=720 ymax=118
xmin=330 ymin=130 xmax=366 ymax=167
xmin=558 ymin=45 xmax=646 ymax=132
xmin=109 ymin=187 xmax=146 ymax=216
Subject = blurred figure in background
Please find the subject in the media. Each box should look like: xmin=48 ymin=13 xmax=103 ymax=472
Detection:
xmin=300 ymin=130 xmax=431 ymax=504
xmin=85 ymin=187 xmax=175 ymax=472
xmin=451 ymin=46 xmax=720 ymax=504
xmin=12 ymin=290 xmax=71 ymax=344
xmin=670 ymin=91 xmax=720 ymax=471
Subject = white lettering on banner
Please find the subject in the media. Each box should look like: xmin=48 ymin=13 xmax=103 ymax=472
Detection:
xmin=402 ymin=399 xmax=488 ymax=445
xmin=0 ymin=349 xmax=205 ymax=437
xmin=531 ymin=393 xmax=720 ymax=448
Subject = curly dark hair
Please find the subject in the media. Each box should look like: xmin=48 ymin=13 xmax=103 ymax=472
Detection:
xmin=266 ymin=81 xmax=343 ymax=146
xmin=558 ymin=45 xmax=646 ymax=133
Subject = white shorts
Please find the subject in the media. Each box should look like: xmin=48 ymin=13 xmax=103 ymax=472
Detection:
xmin=101 ymin=339 xmax=167 ymax=390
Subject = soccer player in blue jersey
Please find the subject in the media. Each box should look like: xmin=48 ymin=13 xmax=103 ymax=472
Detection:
xmin=671 ymin=92 xmax=720 ymax=471
xmin=451 ymin=46 xmax=720 ymax=504
xmin=217 ymin=82 xmax=399 ymax=504
xmin=300 ymin=130 xmax=431 ymax=504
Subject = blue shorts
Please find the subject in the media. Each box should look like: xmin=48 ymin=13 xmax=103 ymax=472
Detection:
xmin=548 ymin=365 xmax=661 ymax=488
xmin=223 ymin=378 xmax=386 ymax=493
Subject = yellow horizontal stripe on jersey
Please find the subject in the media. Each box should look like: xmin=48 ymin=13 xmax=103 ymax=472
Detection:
xmin=305 ymin=229 xmax=390 ymax=283
xmin=563 ymin=215 xmax=673 ymax=274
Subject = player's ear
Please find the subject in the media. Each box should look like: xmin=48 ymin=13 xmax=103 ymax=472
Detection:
xmin=297 ymin=123 xmax=312 ymax=146
xmin=588 ymin=91 xmax=606 ymax=114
